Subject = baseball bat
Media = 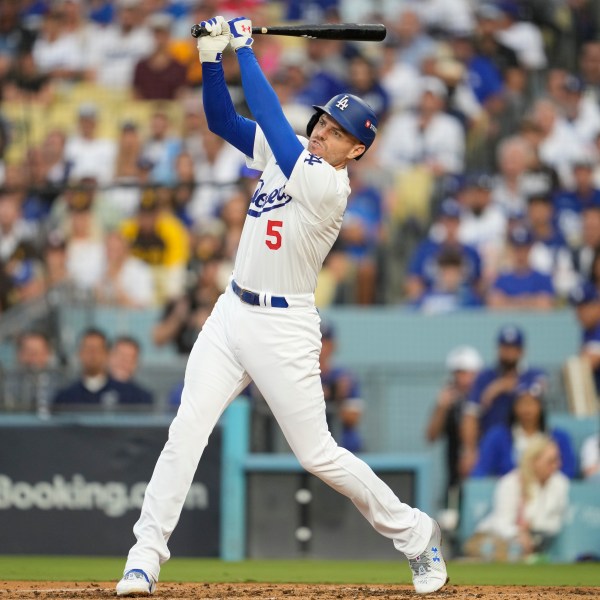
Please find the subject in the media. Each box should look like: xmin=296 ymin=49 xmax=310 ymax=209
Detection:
xmin=190 ymin=23 xmax=387 ymax=42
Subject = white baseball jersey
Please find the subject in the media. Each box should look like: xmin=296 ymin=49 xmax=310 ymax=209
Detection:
xmin=233 ymin=127 xmax=350 ymax=295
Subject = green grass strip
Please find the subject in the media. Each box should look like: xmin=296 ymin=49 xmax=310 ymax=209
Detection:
xmin=0 ymin=557 xmax=598 ymax=587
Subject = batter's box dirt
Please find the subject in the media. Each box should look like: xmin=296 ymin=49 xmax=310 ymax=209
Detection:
xmin=0 ymin=583 xmax=597 ymax=600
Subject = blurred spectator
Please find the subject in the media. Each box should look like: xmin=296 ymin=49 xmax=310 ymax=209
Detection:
xmin=31 ymin=6 xmax=89 ymax=82
xmin=531 ymin=98 xmax=588 ymax=190
xmin=471 ymin=381 xmax=576 ymax=479
xmin=487 ymin=226 xmax=556 ymax=311
xmin=119 ymin=186 xmax=190 ymax=302
xmin=580 ymin=41 xmax=600 ymax=102
xmin=526 ymin=194 xmax=577 ymax=298
xmin=460 ymin=324 xmax=547 ymax=477
xmin=568 ymin=281 xmax=600 ymax=395
xmin=53 ymin=328 xmax=153 ymax=410
xmin=331 ymin=161 xmax=384 ymax=305
xmin=1 ymin=331 xmax=61 ymax=416
xmin=3 ymin=48 xmax=53 ymax=105
xmin=406 ymin=198 xmax=482 ymax=302
xmin=491 ymin=136 xmax=542 ymax=218
xmin=458 ymin=173 xmax=507 ymax=284
xmin=108 ymin=335 xmax=154 ymax=404
xmin=553 ymin=73 xmax=600 ymax=146
xmin=0 ymin=188 xmax=38 ymax=263
xmin=64 ymin=103 xmax=117 ymax=186
xmin=40 ymin=129 xmax=72 ymax=199
xmin=346 ymin=53 xmax=390 ymax=121
xmin=413 ymin=247 xmax=483 ymax=314
xmin=187 ymin=129 xmax=247 ymax=227
xmin=132 ymin=13 xmax=187 ymax=100
xmin=554 ymin=158 xmax=600 ymax=249
xmin=494 ymin=1 xmax=547 ymax=71
xmin=95 ymin=230 xmax=155 ymax=308
xmin=87 ymin=0 xmax=153 ymax=90
xmin=43 ymin=231 xmax=70 ymax=290
xmin=464 ymin=436 xmax=569 ymax=562
xmin=152 ymin=261 xmax=219 ymax=354
xmin=58 ymin=0 xmax=102 ymax=68
xmin=140 ymin=108 xmax=182 ymax=187
xmin=378 ymin=76 xmax=465 ymax=178
xmin=385 ymin=9 xmax=437 ymax=71
xmin=426 ymin=345 xmax=483 ymax=527
xmin=580 ymin=432 xmax=600 ymax=480
xmin=319 ymin=322 xmax=365 ymax=453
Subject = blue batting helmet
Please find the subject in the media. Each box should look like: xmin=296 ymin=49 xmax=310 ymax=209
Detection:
xmin=306 ymin=93 xmax=378 ymax=160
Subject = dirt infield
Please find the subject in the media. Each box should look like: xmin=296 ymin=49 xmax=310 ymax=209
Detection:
xmin=0 ymin=582 xmax=598 ymax=599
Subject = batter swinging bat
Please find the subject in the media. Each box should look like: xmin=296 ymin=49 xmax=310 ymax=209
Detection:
xmin=190 ymin=23 xmax=387 ymax=42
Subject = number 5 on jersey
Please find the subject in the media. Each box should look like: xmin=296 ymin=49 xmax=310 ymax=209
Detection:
xmin=266 ymin=219 xmax=282 ymax=250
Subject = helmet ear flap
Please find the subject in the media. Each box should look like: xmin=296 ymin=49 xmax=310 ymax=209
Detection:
xmin=306 ymin=112 xmax=320 ymax=138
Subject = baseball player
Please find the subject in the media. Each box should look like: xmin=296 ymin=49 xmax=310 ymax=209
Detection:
xmin=116 ymin=16 xmax=447 ymax=596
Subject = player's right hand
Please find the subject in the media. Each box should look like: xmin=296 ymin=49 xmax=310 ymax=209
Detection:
xmin=197 ymin=16 xmax=230 ymax=63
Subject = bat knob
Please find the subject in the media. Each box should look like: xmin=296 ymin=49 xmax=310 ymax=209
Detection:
xmin=190 ymin=23 xmax=206 ymax=38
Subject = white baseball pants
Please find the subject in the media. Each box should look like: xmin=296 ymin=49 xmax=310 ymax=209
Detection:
xmin=125 ymin=286 xmax=432 ymax=580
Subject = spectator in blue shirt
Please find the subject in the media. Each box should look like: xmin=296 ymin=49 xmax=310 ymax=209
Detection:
xmin=460 ymin=324 xmax=547 ymax=477
xmin=320 ymin=322 xmax=365 ymax=453
xmin=487 ymin=225 xmax=556 ymax=310
xmin=406 ymin=198 xmax=483 ymax=302
xmin=413 ymin=247 xmax=483 ymax=314
xmin=554 ymin=158 xmax=600 ymax=247
xmin=471 ymin=381 xmax=576 ymax=479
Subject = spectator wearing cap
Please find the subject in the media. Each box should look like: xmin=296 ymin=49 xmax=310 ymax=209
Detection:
xmin=458 ymin=173 xmax=507 ymax=284
xmin=132 ymin=13 xmax=187 ymax=101
xmin=554 ymin=158 xmax=600 ymax=248
xmin=319 ymin=322 xmax=365 ymax=453
xmin=86 ymin=0 xmax=154 ymax=90
xmin=64 ymin=103 xmax=117 ymax=186
xmin=406 ymin=198 xmax=483 ymax=302
xmin=494 ymin=1 xmax=547 ymax=71
xmin=487 ymin=225 xmax=556 ymax=310
xmin=426 ymin=345 xmax=483 ymax=521
xmin=559 ymin=73 xmax=600 ymax=145
xmin=525 ymin=194 xmax=577 ymax=298
xmin=471 ymin=381 xmax=576 ymax=478
xmin=377 ymin=76 xmax=465 ymax=178
xmin=460 ymin=324 xmax=547 ymax=477
xmin=119 ymin=186 xmax=190 ymax=302
xmin=569 ymin=280 xmax=600 ymax=395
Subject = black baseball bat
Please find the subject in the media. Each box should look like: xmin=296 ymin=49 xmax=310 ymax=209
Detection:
xmin=190 ymin=23 xmax=386 ymax=42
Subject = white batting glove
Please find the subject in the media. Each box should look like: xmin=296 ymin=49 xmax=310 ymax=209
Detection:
xmin=196 ymin=16 xmax=230 ymax=63
xmin=228 ymin=16 xmax=254 ymax=52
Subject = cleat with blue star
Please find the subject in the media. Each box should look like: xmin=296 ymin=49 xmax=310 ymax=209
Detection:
xmin=408 ymin=519 xmax=449 ymax=594
xmin=116 ymin=569 xmax=156 ymax=596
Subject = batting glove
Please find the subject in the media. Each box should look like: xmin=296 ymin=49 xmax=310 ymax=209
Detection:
xmin=196 ymin=15 xmax=230 ymax=63
xmin=228 ymin=16 xmax=254 ymax=52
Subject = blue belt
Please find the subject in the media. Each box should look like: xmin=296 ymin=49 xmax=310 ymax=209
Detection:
xmin=231 ymin=280 xmax=289 ymax=308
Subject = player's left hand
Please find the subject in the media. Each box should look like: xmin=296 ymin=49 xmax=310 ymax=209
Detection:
xmin=196 ymin=15 xmax=230 ymax=63
xmin=228 ymin=16 xmax=254 ymax=52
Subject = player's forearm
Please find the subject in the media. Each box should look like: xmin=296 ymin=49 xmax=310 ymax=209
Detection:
xmin=202 ymin=62 xmax=256 ymax=156
xmin=236 ymin=47 xmax=303 ymax=177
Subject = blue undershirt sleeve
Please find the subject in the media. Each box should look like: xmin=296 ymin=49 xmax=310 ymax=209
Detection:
xmin=236 ymin=47 xmax=304 ymax=178
xmin=201 ymin=62 xmax=256 ymax=158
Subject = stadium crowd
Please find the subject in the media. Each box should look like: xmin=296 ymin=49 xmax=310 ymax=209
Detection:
xmin=1 ymin=0 xmax=600 ymax=315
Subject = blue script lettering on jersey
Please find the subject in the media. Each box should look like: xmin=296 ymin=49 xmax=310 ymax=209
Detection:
xmin=248 ymin=178 xmax=292 ymax=218
xmin=304 ymin=153 xmax=323 ymax=165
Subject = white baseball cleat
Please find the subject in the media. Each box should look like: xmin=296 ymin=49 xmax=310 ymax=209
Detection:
xmin=408 ymin=519 xmax=449 ymax=594
xmin=116 ymin=569 xmax=156 ymax=596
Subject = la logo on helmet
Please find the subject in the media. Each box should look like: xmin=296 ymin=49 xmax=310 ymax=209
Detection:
xmin=335 ymin=95 xmax=350 ymax=110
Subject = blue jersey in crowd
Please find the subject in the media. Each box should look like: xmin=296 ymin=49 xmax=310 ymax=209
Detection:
xmin=53 ymin=377 xmax=153 ymax=408
xmin=492 ymin=269 xmax=554 ymax=297
xmin=467 ymin=366 xmax=548 ymax=436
